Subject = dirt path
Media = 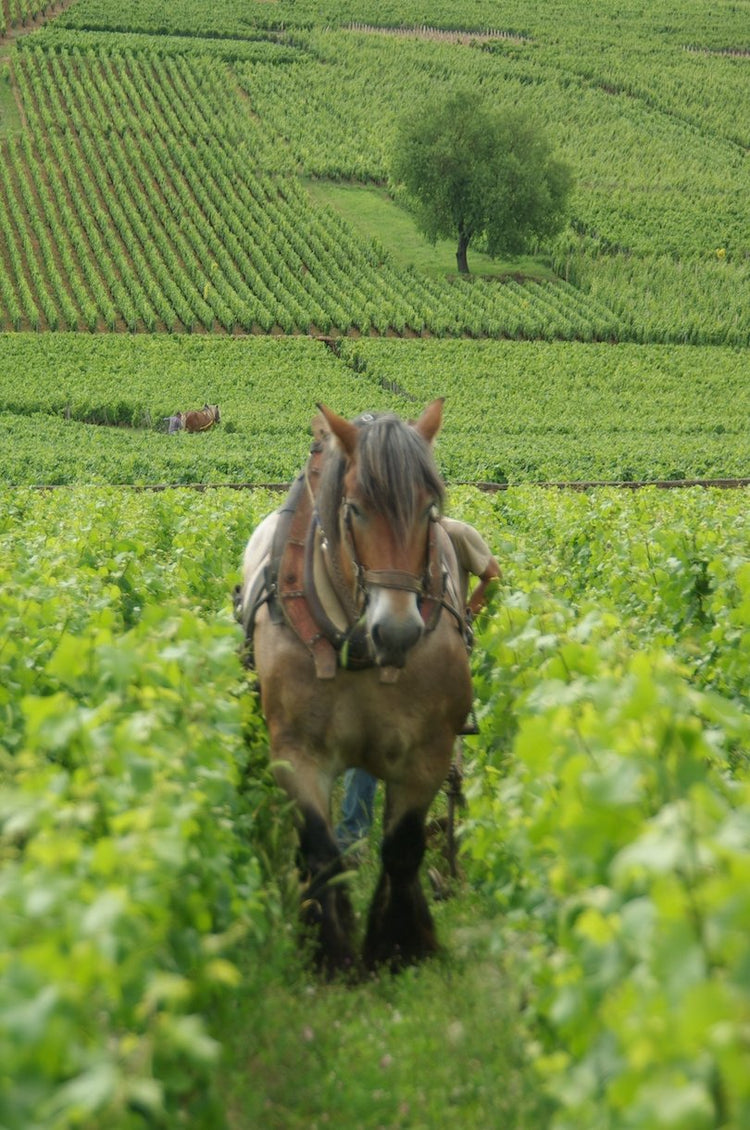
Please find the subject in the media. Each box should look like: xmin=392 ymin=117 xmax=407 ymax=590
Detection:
xmin=0 ymin=0 xmax=77 ymax=62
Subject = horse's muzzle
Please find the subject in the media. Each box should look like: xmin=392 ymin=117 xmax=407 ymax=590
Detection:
xmin=369 ymin=603 xmax=424 ymax=668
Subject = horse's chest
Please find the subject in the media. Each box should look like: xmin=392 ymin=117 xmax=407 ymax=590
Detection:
xmin=325 ymin=679 xmax=438 ymax=759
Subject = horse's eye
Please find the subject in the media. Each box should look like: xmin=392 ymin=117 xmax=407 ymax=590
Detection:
xmin=346 ymin=500 xmax=364 ymax=520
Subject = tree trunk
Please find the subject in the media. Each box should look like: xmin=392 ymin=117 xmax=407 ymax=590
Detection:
xmin=456 ymin=227 xmax=470 ymax=275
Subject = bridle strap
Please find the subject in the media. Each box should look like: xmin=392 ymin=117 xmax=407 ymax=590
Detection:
xmin=361 ymin=568 xmax=423 ymax=594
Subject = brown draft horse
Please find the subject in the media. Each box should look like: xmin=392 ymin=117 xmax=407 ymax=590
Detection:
xmin=235 ymin=400 xmax=472 ymax=975
xmin=184 ymin=404 xmax=220 ymax=432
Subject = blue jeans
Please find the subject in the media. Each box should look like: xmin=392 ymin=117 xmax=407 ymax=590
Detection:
xmin=336 ymin=769 xmax=378 ymax=849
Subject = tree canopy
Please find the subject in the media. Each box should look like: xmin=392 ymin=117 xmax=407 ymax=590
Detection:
xmin=390 ymin=90 xmax=573 ymax=274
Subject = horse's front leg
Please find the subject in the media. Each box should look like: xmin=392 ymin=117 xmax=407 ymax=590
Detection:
xmin=296 ymin=802 xmax=357 ymax=977
xmin=363 ymin=802 xmax=437 ymax=972
xmin=271 ymin=743 xmax=357 ymax=978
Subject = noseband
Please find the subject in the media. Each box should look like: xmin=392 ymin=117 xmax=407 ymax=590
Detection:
xmin=338 ymin=498 xmax=437 ymax=608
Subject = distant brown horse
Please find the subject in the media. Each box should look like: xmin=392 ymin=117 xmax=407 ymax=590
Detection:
xmin=235 ymin=400 xmax=472 ymax=975
xmin=184 ymin=404 xmax=220 ymax=432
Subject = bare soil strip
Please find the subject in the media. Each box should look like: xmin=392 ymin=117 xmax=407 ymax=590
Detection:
xmin=683 ymin=44 xmax=750 ymax=58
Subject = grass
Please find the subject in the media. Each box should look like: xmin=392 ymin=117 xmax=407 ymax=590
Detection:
xmin=0 ymin=60 xmax=22 ymax=136
xmin=304 ymin=178 xmax=558 ymax=283
xmin=212 ymin=806 xmax=553 ymax=1130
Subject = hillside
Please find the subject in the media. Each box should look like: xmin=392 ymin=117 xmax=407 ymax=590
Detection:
xmin=0 ymin=0 xmax=748 ymax=344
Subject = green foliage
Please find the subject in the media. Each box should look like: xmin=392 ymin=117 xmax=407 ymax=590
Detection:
xmin=0 ymin=487 xmax=282 ymax=1129
xmin=0 ymin=1 xmax=748 ymax=343
xmin=335 ymin=338 xmax=750 ymax=484
xmin=0 ymin=38 xmax=612 ymax=340
xmin=1 ymin=0 xmax=749 ymax=1123
xmin=1 ymin=477 xmax=749 ymax=1129
xmin=2 ymin=333 xmax=749 ymax=486
xmin=216 ymin=890 xmax=553 ymax=1129
xmin=391 ymin=89 xmax=572 ymax=272
xmin=0 ymin=333 xmax=403 ymax=484
xmin=454 ymin=485 xmax=750 ymax=1129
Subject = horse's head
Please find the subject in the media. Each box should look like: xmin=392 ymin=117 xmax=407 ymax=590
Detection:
xmin=316 ymin=400 xmax=445 ymax=668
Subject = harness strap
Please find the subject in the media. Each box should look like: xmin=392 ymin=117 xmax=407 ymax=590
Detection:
xmin=325 ymin=514 xmax=363 ymax=625
xmin=304 ymin=516 xmax=374 ymax=669
xmin=418 ymin=517 xmax=451 ymax=633
xmin=277 ymin=453 xmax=337 ymax=679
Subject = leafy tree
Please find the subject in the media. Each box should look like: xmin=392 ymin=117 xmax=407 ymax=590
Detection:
xmin=391 ymin=90 xmax=573 ymax=275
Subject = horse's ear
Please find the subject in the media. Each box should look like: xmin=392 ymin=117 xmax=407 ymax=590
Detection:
xmin=414 ymin=398 xmax=444 ymax=445
xmin=316 ymin=403 xmax=359 ymax=458
xmin=310 ymin=411 xmax=330 ymax=445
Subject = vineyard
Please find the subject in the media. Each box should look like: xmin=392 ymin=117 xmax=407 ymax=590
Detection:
xmin=1 ymin=0 xmax=749 ymax=1128
xmin=1 ymin=333 xmax=749 ymax=486
xmin=3 ymin=485 xmax=750 ymax=1128
xmin=0 ymin=35 xmax=629 ymax=340
xmin=0 ymin=0 xmax=748 ymax=343
xmin=463 ymin=484 xmax=750 ymax=1129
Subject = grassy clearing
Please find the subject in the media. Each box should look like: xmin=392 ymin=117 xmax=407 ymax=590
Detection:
xmin=214 ymin=795 xmax=550 ymax=1130
xmin=216 ymin=890 xmax=548 ymax=1129
xmin=304 ymin=178 xmax=557 ymax=282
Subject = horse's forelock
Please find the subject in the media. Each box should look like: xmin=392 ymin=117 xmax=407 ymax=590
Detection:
xmin=355 ymin=416 xmax=444 ymax=538
xmin=317 ymin=413 xmax=444 ymax=545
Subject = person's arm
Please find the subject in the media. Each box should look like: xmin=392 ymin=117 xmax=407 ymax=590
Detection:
xmin=467 ymin=555 xmax=501 ymax=615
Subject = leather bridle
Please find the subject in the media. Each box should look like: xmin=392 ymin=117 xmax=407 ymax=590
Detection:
xmin=336 ymin=496 xmax=439 ymax=611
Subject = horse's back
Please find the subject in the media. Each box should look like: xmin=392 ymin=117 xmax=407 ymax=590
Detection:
xmin=184 ymin=404 xmax=218 ymax=432
xmin=236 ymin=511 xmax=279 ymax=628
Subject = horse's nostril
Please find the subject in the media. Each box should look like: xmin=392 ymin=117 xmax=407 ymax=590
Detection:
xmin=370 ymin=614 xmax=422 ymax=662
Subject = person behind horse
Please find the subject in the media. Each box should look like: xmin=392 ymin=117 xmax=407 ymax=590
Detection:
xmin=336 ymin=518 xmax=500 ymax=850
